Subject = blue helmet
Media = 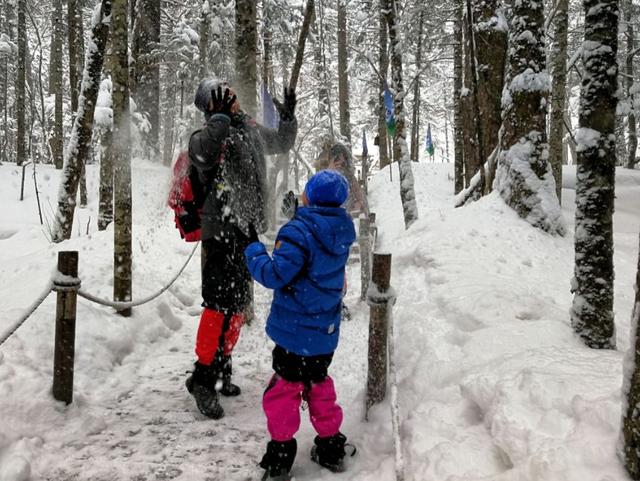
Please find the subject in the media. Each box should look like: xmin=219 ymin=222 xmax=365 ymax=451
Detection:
xmin=304 ymin=170 xmax=349 ymax=207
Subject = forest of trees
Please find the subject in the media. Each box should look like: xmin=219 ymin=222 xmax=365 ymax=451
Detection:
xmin=2 ymin=0 xmax=640 ymax=475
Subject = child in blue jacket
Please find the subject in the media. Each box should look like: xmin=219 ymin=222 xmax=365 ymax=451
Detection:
xmin=245 ymin=170 xmax=357 ymax=479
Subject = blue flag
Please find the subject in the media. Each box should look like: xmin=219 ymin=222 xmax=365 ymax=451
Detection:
xmin=425 ymin=123 xmax=435 ymax=156
xmin=362 ymin=129 xmax=368 ymax=158
xmin=383 ymin=84 xmax=396 ymax=137
xmin=262 ymin=84 xmax=279 ymax=129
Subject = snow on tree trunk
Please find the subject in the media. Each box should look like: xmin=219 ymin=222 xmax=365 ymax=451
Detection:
xmin=453 ymin=0 xmax=464 ymax=194
xmin=51 ymin=0 xmax=112 ymax=242
xmin=383 ymin=0 xmax=418 ymax=229
xmin=622 ymin=233 xmax=640 ymax=477
xmin=16 ymin=0 xmax=25 ymax=166
xmin=548 ymin=0 xmax=569 ymax=203
xmin=494 ymin=0 xmax=564 ymax=235
xmin=235 ymin=0 xmax=257 ymax=118
xmin=98 ymin=77 xmax=114 ymax=230
xmin=377 ymin=0 xmax=390 ymax=170
xmin=337 ymin=0 xmax=351 ymax=144
xmin=288 ymin=0 xmax=314 ymax=92
xmin=112 ymin=0 xmax=133 ymax=316
xmin=570 ymin=0 xmax=619 ymax=349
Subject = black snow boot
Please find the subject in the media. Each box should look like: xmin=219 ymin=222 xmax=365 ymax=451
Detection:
xmin=259 ymin=439 xmax=297 ymax=480
xmin=185 ymin=361 xmax=224 ymax=419
xmin=310 ymin=432 xmax=351 ymax=473
xmin=219 ymin=355 xmax=241 ymax=397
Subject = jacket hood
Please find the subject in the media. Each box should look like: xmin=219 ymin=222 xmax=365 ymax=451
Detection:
xmin=295 ymin=206 xmax=356 ymax=256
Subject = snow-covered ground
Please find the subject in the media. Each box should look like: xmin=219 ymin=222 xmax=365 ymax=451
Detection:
xmin=0 ymin=159 xmax=638 ymax=481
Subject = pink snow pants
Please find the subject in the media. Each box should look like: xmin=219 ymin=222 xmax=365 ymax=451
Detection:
xmin=263 ymin=375 xmax=343 ymax=442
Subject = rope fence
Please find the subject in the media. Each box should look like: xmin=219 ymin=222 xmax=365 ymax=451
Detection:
xmin=0 ymin=242 xmax=200 ymax=403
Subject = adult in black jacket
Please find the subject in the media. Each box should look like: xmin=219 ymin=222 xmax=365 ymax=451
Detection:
xmin=185 ymin=79 xmax=297 ymax=419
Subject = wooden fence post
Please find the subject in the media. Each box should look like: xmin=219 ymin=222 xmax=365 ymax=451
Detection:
xmin=53 ymin=251 xmax=79 ymax=404
xmin=366 ymin=252 xmax=392 ymax=414
xmin=359 ymin=217 xmax=371 ymax=301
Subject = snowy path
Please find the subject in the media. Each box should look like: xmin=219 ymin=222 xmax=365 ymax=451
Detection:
xmin=3 ymin=161 xmax=640 ymax=481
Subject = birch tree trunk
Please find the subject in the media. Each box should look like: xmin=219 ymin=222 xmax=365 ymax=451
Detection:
xmin=570 ymin=0 xmax=619 ymax=349
xmin=548 ymin=0 xmax=569 ymax=202
xmin=337 ymin=0 xmax=351 ymax=144
xmin=453 ymin=0 xmax=464 ymax=193
xmin=50 ymin=0 xmax=64 ymax=169
xmin=235 ymin=0 xmax=257 ymax=117
xmin=16 ymin=0 xmax=26 ymax=166
xmin=112 ymin=0 xmax=133 ymax=316
xmin=383 ymin=0 xmax=418 ymax=228
xmin=378 ymin=0 xmax=390 ymax=169
xmin=51 ymin=0 xmax=112 ymax=242
xmin=622 ymin=232 xmax=640 ymax=477
xmin=494 ymin=0 xmax=564 ymax=234
xmin=624 ymin=0 xmax=637 ymax=169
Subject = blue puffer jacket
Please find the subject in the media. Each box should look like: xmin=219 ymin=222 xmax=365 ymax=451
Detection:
xmin=245 ymin=206 xmax=356 ymax=356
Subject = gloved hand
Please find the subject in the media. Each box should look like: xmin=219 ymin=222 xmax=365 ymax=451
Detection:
xmin=209 ymin=86 xmax=237 ymax=117
xmin=273 ymin=87 xmax=296 ymax=122
xmin=178 ymin=203 xmax=201 ymax=234
xmin=248 ymin=224 xmax=260 ymax=243
xmin=281 ymin=191 xmax=298 ymax=220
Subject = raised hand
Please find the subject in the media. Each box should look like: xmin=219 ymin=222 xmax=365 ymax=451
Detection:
xmin=273 ymin=87 xmax=297 ymax=122
xmin=209 ymin=86 xmax=237 ymax=116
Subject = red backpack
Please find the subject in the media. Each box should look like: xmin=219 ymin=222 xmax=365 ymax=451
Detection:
xmin=168 ymin=151 xmax=205 ymax=242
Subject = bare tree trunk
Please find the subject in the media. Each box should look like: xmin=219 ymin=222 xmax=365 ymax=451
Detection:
xmin=378 ymin=0 xmax=390 ymax=169
xmin=410 ymin=9 xmax=424 ymax=163
xmin=453 ymin=0 xmax=464 ymax=193
xmin=112 ymin=0 xmax=133 ymax=316
xmin=337 ymin=0 xmax=351 ymax=144
xmin=549 ymin=0 xmax=568 ymax=202
xmin=570 ymin=0 xmax=619 ymax=349
xmin=49 ymin=0 xmax=64 ymax=169
xmin=495 ymin=0 xmax=563 ymax=234
xmin=235 ymin=0 xmax=257 ymax=117
xmin=199 ymin=0 xmax=209 ymax=78
xmin=625 ymin=0 xmax=637 ymax=168
xmin=623 ymin=232 xmax=640 ymax=477
xmin=52 ymin=0 xmax=112 ymax=242
xmin=131 ymin=0 xmax=160 ymax=155
xmin=68 ymin=0 xmax=88 ymax=206
xmin=16 ymin=0 xmax=26 ymax=166
xmin=383 ymin=0 xmax=418 ymax=228
xmin=289 ymin=0 xmax=314 ymax=91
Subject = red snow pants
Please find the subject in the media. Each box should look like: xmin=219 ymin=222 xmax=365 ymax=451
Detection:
xmin=195 ymin=308 xmax=244 ymax=365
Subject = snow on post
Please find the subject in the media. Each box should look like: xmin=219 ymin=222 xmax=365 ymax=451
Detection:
xmin=569 ymin=0 xmax=619 ymax=350
xmin=494 ymin=0 xmax=565 ymax=235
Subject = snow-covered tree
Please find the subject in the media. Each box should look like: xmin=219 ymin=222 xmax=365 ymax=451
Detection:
xmin=52 ymin=0 xmax=112 ymax=242
xmin=383 ymin=0 xmax=418 ymax=229
xmin=570 ymin=0 xmax=619 ymax=349
xmin=494 ymin=0 xmax=564 ymax=235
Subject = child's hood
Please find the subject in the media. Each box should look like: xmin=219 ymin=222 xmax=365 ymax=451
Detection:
xmin=294 ymin=206 xmax=356 ymax=256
